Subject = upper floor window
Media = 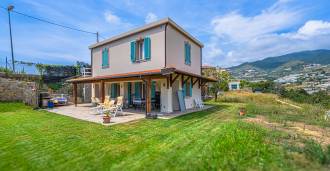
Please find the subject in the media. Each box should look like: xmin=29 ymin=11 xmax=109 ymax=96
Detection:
xmin=102 ymin=47 xmax=109 ymax=68
xmin=136 ymin=39 xmax=145 ymax=61
xmin=130 ymin=37 xmax=151 ymax=63
xmin=184 ymin=42 xmax=191 ymax=65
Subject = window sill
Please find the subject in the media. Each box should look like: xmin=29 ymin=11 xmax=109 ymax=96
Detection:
xmin=102 ymin=66 xmax=109 ymax=69
xmin=133 ymin=59 xmax=150 ymax=63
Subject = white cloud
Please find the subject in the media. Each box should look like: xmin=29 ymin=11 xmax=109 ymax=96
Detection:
xmin=205 ymin=0 xmax=330 ymax=67
xmin=297 ymin=20 xmax=330 ymax=37
xmin=145 ymin=12 xmax=158 ymax=23
xmin=104 ymin=11 xmax=121 ymax=24
xmin=204 ymin=37 xmax=223 ymax=60
xmin=210 ymin=1 xmax=301 ymax=43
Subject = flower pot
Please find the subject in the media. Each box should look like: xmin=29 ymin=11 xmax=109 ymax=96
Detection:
xmin=103 ymin=115 xmax=111 ymax=124
xmin=239 ymin=108 xmax=246 ymax=116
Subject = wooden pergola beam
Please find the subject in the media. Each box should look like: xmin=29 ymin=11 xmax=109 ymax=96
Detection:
xmin=192 ymin=77 xmax=199 ymax=86
xmin=182 ymin=75 xmax=191 ymax=85
xmin=73 ymin=83 xmax=77 ymax=107
xmin=170 ymin=74 xmax=180 ymax=86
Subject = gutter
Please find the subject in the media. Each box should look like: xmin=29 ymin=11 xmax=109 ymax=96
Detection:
xmin=164 ymin=23 xmax=168 ymax=68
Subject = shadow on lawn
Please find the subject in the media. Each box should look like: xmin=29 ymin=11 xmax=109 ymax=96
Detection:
xmin=173 ymin=104 xmax=230 ymax=121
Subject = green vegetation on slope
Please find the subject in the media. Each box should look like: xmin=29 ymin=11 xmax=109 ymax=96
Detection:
xmin=0 ymin=101 xmax=329 ymax=170
xmin=217 ymin=92 xmax=329 ymax=127
xmin=231 ymin=49 xmax=330 ymax=71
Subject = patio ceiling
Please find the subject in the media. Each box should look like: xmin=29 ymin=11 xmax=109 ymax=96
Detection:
xmin=66 ymin=67 xmax=217 ymax=84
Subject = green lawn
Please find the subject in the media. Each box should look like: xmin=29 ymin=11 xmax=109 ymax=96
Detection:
xmin=0 ymin=102 xmax=328 ymax=170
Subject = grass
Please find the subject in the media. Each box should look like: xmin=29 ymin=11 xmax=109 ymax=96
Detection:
xmin=217 ymin=91 xmax=330 ymax=127
xmin=0 ymin=101 xmax=328 ymax=170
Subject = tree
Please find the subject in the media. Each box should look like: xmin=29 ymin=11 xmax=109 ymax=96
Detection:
xmin=211 ymin=71 xmax=231 ymax=101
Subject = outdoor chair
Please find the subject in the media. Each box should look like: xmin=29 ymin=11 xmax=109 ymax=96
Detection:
xmin=98 ymin=96 xmax=110 ymax=107
xmin=91 ymin=99 xmax=115 ymax=115
xmin=195 ymin=98 xmax=205 ymax=109
xmin=91 ymin=97 xmax=101 ymax=106
xmin=109 ymin=96 xmax=124 ymax=117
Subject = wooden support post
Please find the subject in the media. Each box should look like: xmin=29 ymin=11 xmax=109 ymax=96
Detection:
xmin=100 ymin=80 xmax=105 ymax=103
xmin=166 ymin=76 xmax=170 ymax=89
xmin=146 ymin=77 xmax=152 ymax=114
xmin=73 ymin=83 xmax=77 ymax=107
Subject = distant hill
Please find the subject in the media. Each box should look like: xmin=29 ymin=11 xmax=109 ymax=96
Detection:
xmin=228 ymin=49 xmax=330 ymax=80
xmin=230 ymin=49 xmax=330 ymax=71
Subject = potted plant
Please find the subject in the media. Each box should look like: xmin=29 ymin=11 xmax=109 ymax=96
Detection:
xmin=239 ymin=107 xmax=246 ymax=116
xmin=103 ymin=111 xmax=111 ymax=124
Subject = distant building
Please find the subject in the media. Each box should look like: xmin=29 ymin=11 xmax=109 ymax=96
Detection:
xmin=228 ymin=80 xmax=241 ymax=91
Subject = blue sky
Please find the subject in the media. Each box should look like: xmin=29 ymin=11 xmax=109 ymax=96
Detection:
xmin=1 ymin=0 xmax=330 ymax=72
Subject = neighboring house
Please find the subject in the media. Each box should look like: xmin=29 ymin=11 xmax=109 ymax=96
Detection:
xmin=201 ymin=65 xmax=227 ymax=99
xmin=228 ymin=80 xmax=241 ymax=91
xmin=68 ymin=18 xmax=216 ymax=114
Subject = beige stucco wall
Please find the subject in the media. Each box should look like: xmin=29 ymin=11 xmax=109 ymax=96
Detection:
xmin=184 ymin=84 xmax=201 ymax=109
xmin=166 ymin=25 xmax=201 ymax=75
xmin=92 ymin=25 xmax=166 ymax=76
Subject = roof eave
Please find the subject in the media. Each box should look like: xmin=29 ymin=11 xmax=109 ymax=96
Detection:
xmin=89 ymin=17 xmax=203 ymax=49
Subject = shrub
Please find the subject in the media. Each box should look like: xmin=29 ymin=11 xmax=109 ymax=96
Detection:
xmin=303 ymin=140 xmax=330 ymax=165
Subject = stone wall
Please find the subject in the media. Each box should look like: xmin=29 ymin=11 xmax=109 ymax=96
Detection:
xmin=0 ymin=77 xmax=38 ymax=107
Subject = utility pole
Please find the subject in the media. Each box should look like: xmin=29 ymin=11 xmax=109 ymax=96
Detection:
xmin=7 ymin=5 xmax=15 ymax=73
xmin=96 ymin=32 xmax=99 ymax=42
xmin=5 ymin=57 xmax=8 ymax=70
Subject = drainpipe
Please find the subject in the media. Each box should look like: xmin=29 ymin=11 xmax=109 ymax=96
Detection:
xmin=164 ymin=23 xmax=168 ymax=68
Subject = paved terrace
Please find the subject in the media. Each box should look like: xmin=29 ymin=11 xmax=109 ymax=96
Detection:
xmin=46 ymin=104 xmax=213 ymax=125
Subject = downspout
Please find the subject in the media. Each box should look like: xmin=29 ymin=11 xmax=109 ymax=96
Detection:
xmin=90 ymin=48 xmax=93 ymax=76
xmin=164 ymin=23 xmax=168 ymax=68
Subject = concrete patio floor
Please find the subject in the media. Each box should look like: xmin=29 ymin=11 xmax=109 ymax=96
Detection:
xmin=46 ymin=103 xmax=213 ymax=125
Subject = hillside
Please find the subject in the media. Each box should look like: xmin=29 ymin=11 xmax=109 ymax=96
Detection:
xmin=229 ymin=49 xmax=330 ymax=80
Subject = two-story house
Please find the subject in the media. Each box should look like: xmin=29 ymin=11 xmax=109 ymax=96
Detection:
xmin=68 ymin=18 xmax=216 ymax=114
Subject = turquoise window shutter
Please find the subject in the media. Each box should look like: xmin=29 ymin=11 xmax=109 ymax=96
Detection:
xmin=188 ymin=44 xmax=191 ymax=64
xmin=102 ymin=48 xmax=109 ymax=68
xmin=184 ymin=42 xmax=191 ymax=65
xmin=189 ymin=79 xmax=192 ymax=96
xmin=183 ymin=82 xmax=186 ymax=98
xmin=128 ymin=82 xmax=132 ymax=104
xmin=134 ymin=82 xmax=141 ymax=98
xmin=144 ymin=37 xmax=151 ymax=60
xmin=130 ymin=41 xmax=136 ymax=63
xmin=102 ymin=48 xmax=105 ymax=67
xmin=111 ymin=83 xmax=115 ymax=98
xmin=184 ymin=42 xmax=187 ymax=64
xmin=151 ymin=81 xmax=156 ymax=98
xmin=107 ymin=48 xmax=110 ymax=67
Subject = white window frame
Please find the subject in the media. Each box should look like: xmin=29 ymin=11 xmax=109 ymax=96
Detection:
xmin=135 ymin=39 xmax=145 ymax=62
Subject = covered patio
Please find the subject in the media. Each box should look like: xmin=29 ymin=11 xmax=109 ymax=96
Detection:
xmin=47 ymin=103 xmax=145 ymax=125
xmin=47 ymin=103 xmax=214 ymax=125
xmin=67 ymin=67 xmax=216 ymax=118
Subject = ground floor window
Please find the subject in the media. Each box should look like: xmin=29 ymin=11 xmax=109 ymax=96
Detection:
xmin=183 ymin=80 xmax=192 ymax=97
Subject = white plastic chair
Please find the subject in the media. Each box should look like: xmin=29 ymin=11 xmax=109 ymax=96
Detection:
xmin=110 ymin=96 xmax=124 ymax=117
